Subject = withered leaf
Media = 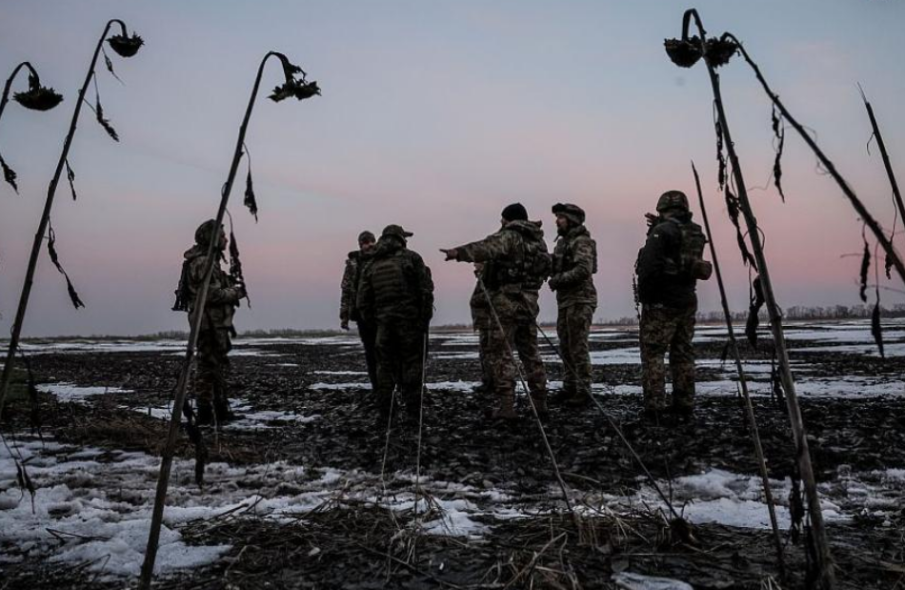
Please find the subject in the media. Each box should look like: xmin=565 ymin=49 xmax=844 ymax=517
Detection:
xmin=859 ymin=237 xmax=870 ymax=303
xmin=47 ymin=224 xmax=86 ymax=309
xmin=745 ymin=276 xmax=765 ymax=347
xmin=103 ymin=48 xmax=124 ymax=85
xmin=772 ymin=106 xmax=786 ymax=202
xmin=244 ymin=164 xmax=258 ymax=221
xmin=0 ymin=153 xmax=19 ymax=193
xmin=65 ymin=159 xmax=77 ymax=201
xmin=95 ymin=95 xmax=119 ymax=142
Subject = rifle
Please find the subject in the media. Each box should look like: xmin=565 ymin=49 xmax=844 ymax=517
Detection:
xmin=227 ymin=213 xmax=250 ymax=308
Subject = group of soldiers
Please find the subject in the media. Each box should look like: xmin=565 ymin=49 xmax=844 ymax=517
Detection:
xmin=179 ymin=190 xmax=712 ymax=427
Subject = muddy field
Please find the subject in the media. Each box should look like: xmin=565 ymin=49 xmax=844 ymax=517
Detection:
xmin=1 ymin=320 xmax=904 ymax=589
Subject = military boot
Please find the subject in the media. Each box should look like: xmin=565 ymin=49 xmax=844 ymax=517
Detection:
xmin=530 ymin=390 xmax=549 ymax=419
xmin=550 ymin=387 xmax=576 ymax=405
xmin=492 ymin=392 xmax=517 ymax=421
xmin=213 ymin=396 xmax=235 ymax=424
xmin=564 ymin=388 xmax=592 ymax=408
xmin=196 ymin=401 xmax=214 ymax=426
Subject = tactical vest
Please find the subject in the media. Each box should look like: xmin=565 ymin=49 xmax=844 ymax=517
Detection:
xmin=488 ymin=230 xmax=551 ymax=291
xmin=553 ymin=235 xmax=598 ymax=276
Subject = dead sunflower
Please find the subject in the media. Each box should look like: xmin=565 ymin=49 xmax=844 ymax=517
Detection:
xmin=705 ymin=37 xmax=738 ymax=68
xmin=107 ymin=33 xmax=144 ymax=58
xmin=269 ymin=79 xmax=321 ymax=102
xmin=13 ymin=77 xmax=63 ymax=111
xmin=664 ymin=37 xmax=703 ymax=68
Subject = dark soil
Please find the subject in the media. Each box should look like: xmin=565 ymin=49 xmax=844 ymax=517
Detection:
xmin=2 ymin=333 xmax=904 ymax=589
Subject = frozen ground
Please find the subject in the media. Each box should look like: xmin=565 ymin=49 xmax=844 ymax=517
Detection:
xmin=1 ymin=318 xmax=903 ymax=587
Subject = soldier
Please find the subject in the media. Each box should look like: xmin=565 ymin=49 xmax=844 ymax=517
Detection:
xmin=340 ymin=230 xmax=378 ymax=391
xmin=549 ymin=203 xmax=598 ymax=407
xmin=441 ymin=203 xmax=551 ymax=420
xmin=356 ymin=225 xmax=434 ymax=423
xmin=636 ymin=190 xmax=712 ymax=419
xmin=175 ymin=219 xmax=247 ymax=425
xmin=470 ymin=262 xmax=494 ymax=394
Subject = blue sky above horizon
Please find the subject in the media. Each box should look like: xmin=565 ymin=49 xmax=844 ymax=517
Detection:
xmin=1 ymin=0 xmax=904 ymax=336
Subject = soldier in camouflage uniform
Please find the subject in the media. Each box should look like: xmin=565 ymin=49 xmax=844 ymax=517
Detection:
xmin=636 ymin=190 xmax=712 ymax=418
xmin=549 ymin=203 xmax=598 ymax=407
xmin=180 ymin=219 xmax=247 ymax=425
xmin=442 ymin=203 xmax=551 ymax=420
xmin=340 ymin=231 xmax=378 ymax=391
xmin=469 ymin=262 xmax=494 ymax=394
xmin=357 ymin=225 xmax=434 ymax=423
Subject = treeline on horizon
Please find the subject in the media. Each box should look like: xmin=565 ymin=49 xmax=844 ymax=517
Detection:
xmin=601 ymin=303 xmax=905 ymax=327
xmin=8 ymin=303 xmax=905 ymax=342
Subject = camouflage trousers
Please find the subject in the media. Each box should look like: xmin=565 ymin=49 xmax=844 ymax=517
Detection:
xmin=640 ymin=303 xmax=697 ymax=411
xmin=356 ymin=320 xmax=379 ymax=392
xmin=195 ymin=328 xmax=232 ymax=413
xmin=374 ymin=319 xmax=426 ymax=416
xmin=484 ymin=292 xmax=547 ymax=414
xmin=556 ymin=303 xmax=595 ymax=396
xmin=471 ymin=306 xmax=494 ymax=391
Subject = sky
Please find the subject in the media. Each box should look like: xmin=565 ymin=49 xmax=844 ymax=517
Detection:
xmin=1 ymin=0 xmax=904 ymax=337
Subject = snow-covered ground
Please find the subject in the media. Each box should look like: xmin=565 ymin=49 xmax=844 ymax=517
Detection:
xmin=3 ymin=319 xmax=903 ymax=580
xmin=4 ymin=434 xmax=903 ymax=580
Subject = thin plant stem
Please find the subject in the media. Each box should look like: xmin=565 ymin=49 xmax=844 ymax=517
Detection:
xmin=478 ymin=277 xmax=573 ymax=513
xmin=0 ymin=62 xmax=40 ymax=126
xmin=726 ymin=32 xmax=905 ymax=287
xmin=138 ymin=50 xmax=310 ymax=589
xmin=681 ymin=10 xmax=836 ymax=588
xmin=534 ymin=322 xmax=682 ymax=522
xmin=692 ymin=160 xmax=785 ymax=579
xmin=0 ymin=20 xmax=131 ymax=425
xmin=859 ymin=88 xmax=905 ymax=252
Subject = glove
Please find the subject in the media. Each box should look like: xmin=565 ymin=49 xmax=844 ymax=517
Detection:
xmin=340 ymin=319 xmax=350 ymax=331
xmin=548 ymin=276 xmax=561 ymax=291
xmin=235 ymin=284 xmax=248 ymax=300
xmin=440 ymin=248 xmax=458 ymax=261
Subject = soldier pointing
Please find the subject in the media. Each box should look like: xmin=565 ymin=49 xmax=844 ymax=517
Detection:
xmin=441 ymin=203 xmax=551 ymax=421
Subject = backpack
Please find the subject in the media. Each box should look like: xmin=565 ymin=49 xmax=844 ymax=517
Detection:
xmin=671 ymin=218 xmax=712 ymax=281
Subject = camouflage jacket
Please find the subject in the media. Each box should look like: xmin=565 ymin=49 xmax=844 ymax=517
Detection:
xmin=551 ymin=225 xmax=597 ymax=309
xmin=183 ymin=245 xmax=242 ymax=332
xmin=454 ymin=220 xmax=550 ymax=294
xmin=356 ymin=237 xmax=434 ymax=326
xmin=340 ymin=250 xmax=372 ymax=324
xmin=636 ymin=215 xmax=698 ymax=309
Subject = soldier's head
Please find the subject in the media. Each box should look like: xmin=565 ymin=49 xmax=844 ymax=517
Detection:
xmin=552 ymin=203 xmax=585 ymax=235
xmin=656 ymin=190 xmax=689 ymax=218
xmin=358 ymin=230 xmax=376 ymax=254
xmin=500 ymin=203 xmax=528 ymax=227
xmin=380 ymin=224 xmax=413 ymax=246
xmin=195 ymin=219 xmax=227 ymax=251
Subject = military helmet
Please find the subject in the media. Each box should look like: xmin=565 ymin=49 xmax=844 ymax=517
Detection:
xmin=656 ymin=190 xmax=689 ymax=213
xmin=358 ymin=230 xmax=376 ymax=244
xmin=551 ymin=203 xmax=586 ymax=225
xmin=381 ymin=224 xmax=414 ymax=241
xmin=194 ymin=219 xmax=221 ymax=245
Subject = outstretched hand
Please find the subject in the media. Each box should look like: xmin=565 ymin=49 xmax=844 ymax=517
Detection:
xmin=440 ymin=248 xmax=458 ymax=261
